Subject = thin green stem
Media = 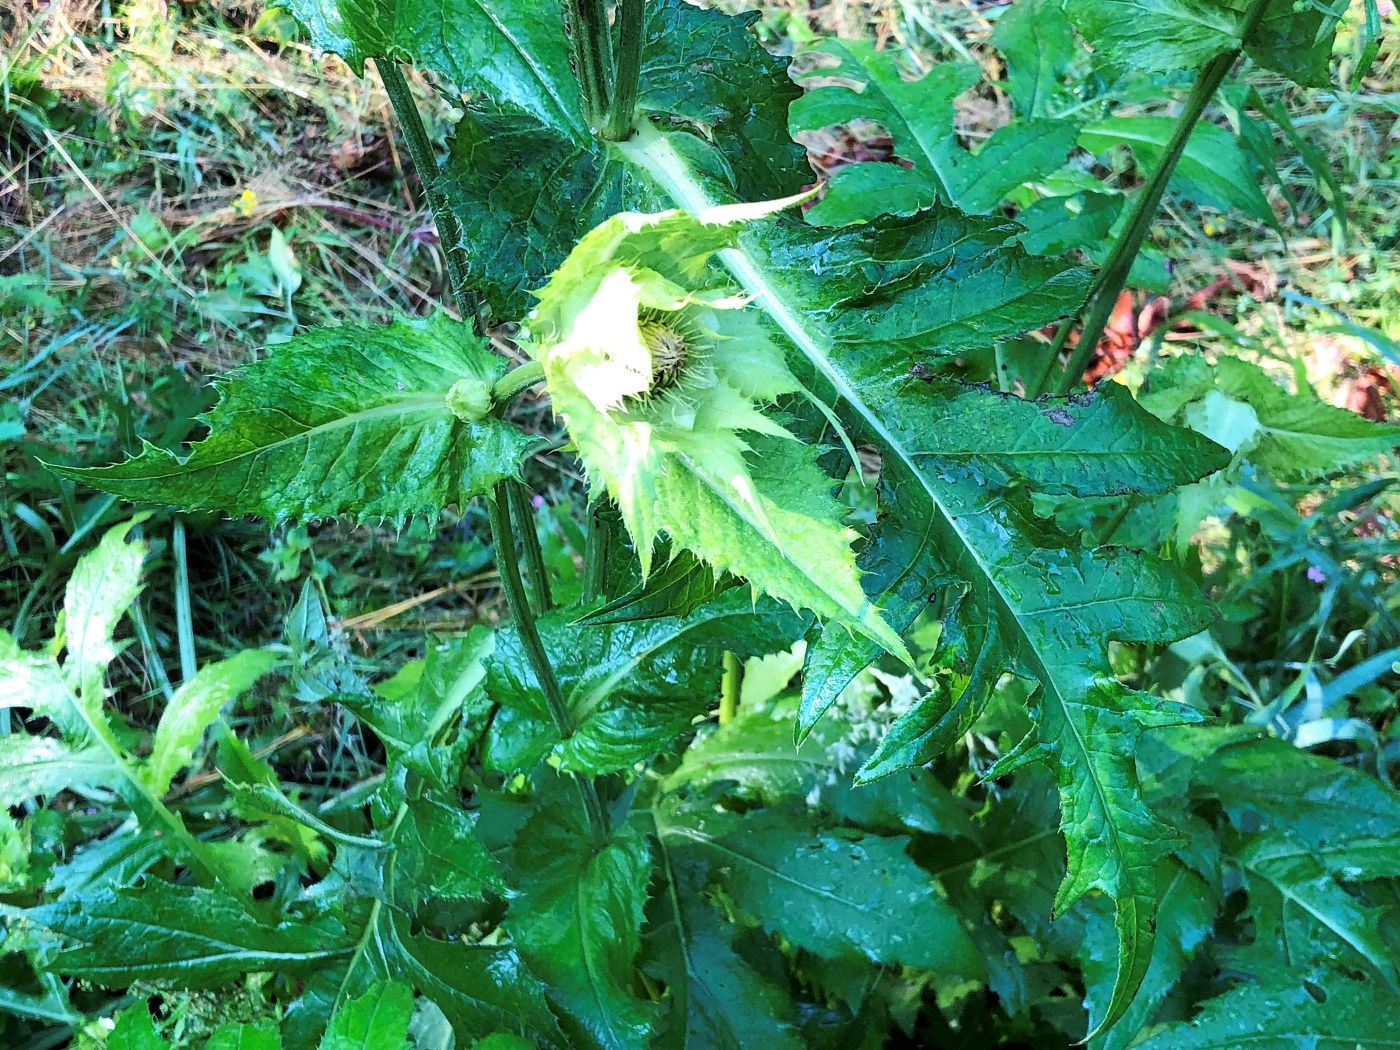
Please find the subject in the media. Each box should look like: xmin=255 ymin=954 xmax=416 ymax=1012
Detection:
xmin=718 ymin=651 xmax=742 ymax=725
xmin=562 ymin=0 xmax=614 ymax=130
xmin=583 ymin=504 xmax=609 ymax=602
xmin=1051 ymin=0 xmax=1270 ymax=395
xmin=603 ymin=0 xmax=645 ymax=141
xmin=488 ymin=484 xmax=607 ymax=843
xmin=507 ymin=480 xmax=554 ymax=614
xmin=172 ymin=518 xmax=196 ymax=684
xmin=376 ymin=60 xmax=478 ymax=326
xmin=1026 ymin=315 xmax=1078 ymax=400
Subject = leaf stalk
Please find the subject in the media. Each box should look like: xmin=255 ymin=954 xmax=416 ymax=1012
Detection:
xmin=488 ymin=483 xmax=608 ymax=844
xmin=376 ymin=61 xmax=479 ymax=328
xmin=602 ymin=0 xmax=646 ymax=141
xmin=563 ymin=0 xmax=615 ymax=131
xmin=1044 ymin=0 xmax=1272 ymax=396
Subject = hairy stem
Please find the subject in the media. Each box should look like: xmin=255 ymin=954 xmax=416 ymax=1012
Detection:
xmin=562 ymin=0 xmax=614 ymax=130
xmin=488 ymin=483 xmax=608 ymax=843
xmin=583 ymin=504 xmax=609 ymax=602
xmin=603 ymin=0 xmax=646 ymax=141
xmin=492 ymin=360 xmax=544 ymax=404
xmin=719 ymin=650 xmax=742 ymax=725
xmin=1050 ymin=2 xmax=1270 ymax=395
xmin=507 ymin=480 xmax=554 ymax=614
xmin=377 ymin=60 xmax=478 ymax=327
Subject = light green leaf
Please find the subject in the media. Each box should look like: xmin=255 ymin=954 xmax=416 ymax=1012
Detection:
xmin=0 ymin=630 xmax=68 ymax=716
xmin=34 ymin=881 xmax=355 ymax=987
xmin=789 ymin=40 xmax=1078 ymax=218
xmin=1133 ymin=975 xmax=1400 ymax=1049
xmin=0 ymin=736 xmax=116 ymax=806
xmin=110 ymin=1006 xmax=171 ymax=1050
xmin=658 ymin=801 xmax=983 ymax=978
xmin=509 ymin=785 xmax=656 ymax=1050
xmin=1080 ymin=118 xmax=1273 ymax=222
xmin=50 ymin=316 xmax=539 ymax=525
xmin=1143 ymin=355 xmax=1400 ymax=479
xmin=319 ymin=981 xmax=413 ymax=1050
xmin=205 ymin=1022 xmax=282 ymax=1050
xmin=63 ymin=520 xmax=146 ymax=686
xmin=146 ymin=649 xmax=280 ymax=795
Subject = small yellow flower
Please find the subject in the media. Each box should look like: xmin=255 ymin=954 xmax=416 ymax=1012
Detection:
xmin=234 ymin=188 xmax=259 ymax=218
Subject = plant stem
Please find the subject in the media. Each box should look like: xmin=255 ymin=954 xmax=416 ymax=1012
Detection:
xmin=507 ymin=480 xmax=554 ymax=614
xmin=718 ymin=650 xmax=742 ymax=725
xmin=376 ymin=60 xmax=478 ymax=327
xmin=583 ymin=504 xmax=609 ymax=602
xmin=488 ymin=483 xmax=607 ymax=843
xmin=603 ymin=0 xmax=645 ymax=141
xmin=562 ymin=0 xmax=614 ymax=130
xmin=492 ymin=360 xmax=545 ymax=404
xmin=1049 ymin=0 xmax=1271 ymax=396
xmin=1026 ymin=315 xmax=1077 ymax=400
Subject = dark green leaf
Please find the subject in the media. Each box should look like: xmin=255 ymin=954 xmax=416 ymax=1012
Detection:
xmin=485 ymin=591 xmax=806 ymax=775
xmin=110 ymin=1006 xmax=170 ymax=1050
xmin=1079 ymin=118 xmax=1273 ymax=222
xmin=645 ymin=851 xmax=805 ymax=1050
xmin=51 ymin=316 xmax=539 ymax=524
xmin=992 ymin=0 xmax=1082 ymax=118
xmin=509 ymin=785 xmax=656 ymax=1049
xmin=1132 ymin=975 xmax=1400 ymax=1049
xmin=35 ymin=881 xmax=354 ymax=987
xmin=657 ymin=802 xmax=983 ymax=978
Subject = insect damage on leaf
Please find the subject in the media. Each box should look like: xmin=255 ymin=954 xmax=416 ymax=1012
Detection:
xmin=527 ymin=201 xmax=909 ymax=663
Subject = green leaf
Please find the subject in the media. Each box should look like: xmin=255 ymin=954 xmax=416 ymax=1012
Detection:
xmin=528 ymin=202 xmax=907 ymax=661
xmin=1082 ymin=862 xmax=1219 ymax=1050
xmin=789 ymin=40 xmax=1079 ymax=218
xmin=398 ymin=795 xmax=504 ymax=901
xmin=485 ymin=582 xmax=807 ymax=777
xmin=1196 ymin=737 xmax=1400 ymax=881
xmin=0 ymin=736 xmax=115 ymax=806
xmin=319 ymin=981 xmax=413 ymax=1050
xmin=1143 ymin=355 xmax=1400 ymax=479
xmin=50 ymin=316 xmax=539 ymax=525
xmin=274 ymin=0 xmax=585 ymax=137
xmin=347 ymin=627 xmax=494 ymax=786
xmin=0 ymin=629 xmax=68 ymax=715
xmin=1064 ymin=0 xmax=1242 ymax=74
xmin=509 ymin=784 xmax=656 ymax=1050
xmin=109 ymin=1006 xmax=171 ymax=1050
xmin=62 ymin=520 xmax=147 ymax=686
xmin=145 ymin=649 xmax=280 ymax=795
xmin=644 ymin=850 xmax=805 ymax=1050
xmin=34 ymin=881 xmax=355 ymax=987
xmin=1080 ymin=118 xmax=1273 ymax=223
xmin=205 ymin=1022 xmax=282 ymax=1050
xmin=992 ymin=0 xmax=1082 ymax=118
xmin=1065 ymin=0 xmax=1344 ymax=86
xmin=657 ymin=802 xmax=983 ymax=978
xmin=1132 ymin=975 xmax=1400 ymax=1049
